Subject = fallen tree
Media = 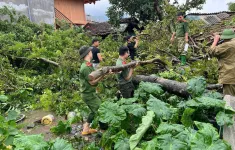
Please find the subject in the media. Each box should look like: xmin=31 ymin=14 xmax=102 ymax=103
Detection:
xmin=133 ymin=75 xmax=222 ymax=98
xmin=88 ymin=58 xmax=167 ymax=80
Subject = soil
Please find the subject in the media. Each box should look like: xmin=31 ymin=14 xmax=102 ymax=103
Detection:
xmin=19 ymin=109 xmax=66 ymax=141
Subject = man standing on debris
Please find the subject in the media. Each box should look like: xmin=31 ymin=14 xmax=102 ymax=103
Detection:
xmin=209 ymin=29 xmax=235 ymax=96
xmin=126 ymin=35 xmax=139 ymax=61
xmin=171 ymin=12 xmax=189 ymax=65
xmin=91 ymin=39 xmax=102 ymax=70
xmin=79 ymin=46 xmax=108 ymax=135
xmin=116 ymin=46 xmax=138 ymax=98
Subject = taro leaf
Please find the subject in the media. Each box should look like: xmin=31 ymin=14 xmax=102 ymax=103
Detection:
xmin=117 ymin=98 xmax=138 ymax=105
xmin=157 ymin=134 xmax=188 ymax=150
xmin=121 ymin=104 xmax=146 ymax=117
xmin=135 ymin=82 xmax=164 ymax=99
xmin=156 ymin=122 xmax=185 ymax=136
xmin=51 ymin=138 xmax=74 ymax=150
xmin=203 ymin=91 xmax=223 ymax=100
xmin=191 ymin=121 xmax=231 ymax=150
xmin=14 ymin=134 xmax=49 ymax=150
xmin=147 ymin=95 xmax=175 ymax=120
xmin=175 ymin=128 xmax=197 ymax=147
xmin=98 ymin=101 xmax=126 ymax=127
xmin=216 ymin=111 xmax=234 ymax=127
xmin=111 ymin=129 xmax=130 ymax=150
xmin=187 ymin=77 xmax=206 ymax=97
xmin=181 ymin=108 xmax=195 ymax=127
xmin=225 ymin=105 xmax=235 ymax=114
xmin=114 ymin=138 xmax=130 ymax=150
xmin=141 ymin=137 xmax=158 ymax=150
xmin=0 ymin=95 xmax=8 ymax=102
xmin=186 ymin=97 xmax=225 ymax=109
xmin=50 ymin=121 xmax=71 ymax=135
xmin=6 ymin=110 xmax=19 ymax=121
xmin=129 ymin=111 xmax=155 ymax=150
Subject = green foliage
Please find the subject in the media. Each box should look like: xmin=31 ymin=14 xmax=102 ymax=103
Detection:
xmin=50 ymin=138 xmax=74 ymax=150
xmin=187 ymin=76 xmax=206 ymax=98
xmin=216 ymin=111 xmax=234 ymax=127
xmin=228 ymin=2 xmax=235 ymax=11
xmin=181 ymin=108 xmax=195 ymax=127
xmin=129 ymin=111 xmax=155 ymax=150
xmin=156 ymin=122 xmax=185 ymax=136
xmin=50 ymin=120 xmax=72 ymax=135
xmin=98 ymin=101 xmax=127 ymax=127
xmin=111 ymin=130 xmax=130 ymax=150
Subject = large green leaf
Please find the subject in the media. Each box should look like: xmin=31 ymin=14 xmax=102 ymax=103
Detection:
xmin=157 ymin=134 xmax=188 ymax=150
xmin=187 ymin=77 xmax=206 ymax=97
xmin=175 ymin=128 xmax=197 ymax=147
xmin=111 ymin=130 xmax=130 ymax=150
xmin=186 ymin=97 xmax=225 ymax=109
xmin=50 ymin=121 xmax=72 ymax=135
xmin=6 ymin=110 xmax=19 ymax=121
xmin=181 ymin=108 xmax=195 ymax=127
xmin=216 ymin=111 xmax=234 ymax=127
xmin=121 ymin=103 xmax=146 ymax=117
xmin=147 ymin=95 xmax=175 ymax=120
xmin=0 ymin=95 xmax=8 ymax=102
xmin=14 ymin=134 xmax=49 ymax=150
xmin=98 ymin=101 xmax=126 ymax=127
xmin=191 ymin=121 xmax=231 ymax=150
xmin=135 ymin=82 xmax=164 ymax=99
xmin=141 ymin=137 xmax=158 ymax=150
xmin=156 ymin=122 xmax=185 ymax=136
xmin=129 ymin=111 xmax=155 ymax=150
xmin=117 ymin=98 xmax=138 ymax=105
xmin=51 ymin=138 xmax=74 ymax=150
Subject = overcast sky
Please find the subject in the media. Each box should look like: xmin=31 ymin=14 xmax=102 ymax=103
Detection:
xmin=85 ymin=0 xmax=235 ymax=22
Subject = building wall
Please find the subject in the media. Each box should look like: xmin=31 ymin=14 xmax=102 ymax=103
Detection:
xmin=0 ymin=0 xmax=55 ymax=25
xmin=55 ymin=0 xmax=86 ymax=25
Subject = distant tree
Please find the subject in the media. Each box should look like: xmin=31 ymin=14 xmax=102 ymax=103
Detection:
xmin=107 ymin=0 xmax=206 ymax=26
xmin=228 ymin=2 xmax=235 ymax=11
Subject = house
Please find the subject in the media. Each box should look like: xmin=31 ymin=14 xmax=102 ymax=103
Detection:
xmin=0 ymin=0 xmax=98 ymax=26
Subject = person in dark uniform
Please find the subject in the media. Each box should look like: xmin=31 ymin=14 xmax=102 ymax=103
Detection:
xmin=91 ymin=39 xmax=103 ymax=70
xmin=126 ymin=35 xmax=139 ymax=61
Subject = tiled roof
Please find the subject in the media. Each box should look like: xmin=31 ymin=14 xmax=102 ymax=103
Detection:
xmin=186 ymin=12 xmax=235 ymax=26
xmin=83 ymin=22 xmax=115 ymax=36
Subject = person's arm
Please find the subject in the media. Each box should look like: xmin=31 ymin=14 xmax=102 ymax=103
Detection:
xmin=211 ymin=35 xmax=220 ymax=49
xmin=97 ymin=49 xmax=103 ymax=62
xmin=124 ymin=68 xmax=134 ymax=81
xmin=184 ymin=21 xmax=189 ymax=43
xmin=208 ymin=35 xmax=228 ymax=57
xmin=89 ymin=75 xmax=104 ymax=85
xmin=134 ymin=38 xmax=139 ymax=48
xmin=171 ymin=32 xmax=176 ymax=43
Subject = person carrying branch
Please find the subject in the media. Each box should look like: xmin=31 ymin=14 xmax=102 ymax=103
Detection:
xmin=78 ymin=46 xmax=108 ymax=135
xmin=171 ymin=12 xmax=189 ymax=66
xmin=126 ymin=35 xmax=139 ymax=61
xmin=209 ymin=29 xmax=235 ymax=96
xmin=116 ymin=46 xmax=138 ymax=98
xmin=91 ymin=39 xmax=103 ymax=70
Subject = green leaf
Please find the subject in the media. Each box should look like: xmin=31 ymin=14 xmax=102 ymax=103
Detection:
xmin=98 ymin=101 xmax=126 ymax=127
xmin=129 ymin=111 xmax=155 ymax=150
xmin=141 ymin=137 xmax=158 ymax=150
xmin=191 ymin=121 xmax=231 ymax=150
xmin=216 ymin=111 xmax=234 ymax=127
xmin=147 ymin=95 xmax=175 ymax=120
xmin=187 ymin=77 xmax=206 ymax=97
xmin=181 ymin=108 xmax=195 ymax=127
xmin=14 ymin=134 xmax=49 ymax=150
xmin=0 ymin=95 xmax=8 ymax=102
xmin=175 ymin=128 xmax=197 ymax=146
xmin=51 ymin=138 xmax=74 ymax=150
xmin=203 ymin=91 xmax=223 ymax=100
xmin=135 ymin=82 xmax=164 ymax=99
xmin=6 ymin=110 xmax=19 ymax=121
xmin=157 ymin=134 xmax=188 ymax=150
xmin=186 ymin=97 xmax=225 ymax=109
xmin=117 ymin=98 xmax=138 ymax=105
xmin=156 ymin=122 xmax=185 ymax=136
xmin=50 ymin=121 xmax=71 ymax=135
xmin=111 ymin=129 xmax=130 ymax=150
xmin=121 ymin=104 xmax=146 ymax=117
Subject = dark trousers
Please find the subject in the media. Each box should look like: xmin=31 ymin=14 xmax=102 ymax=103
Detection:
xmin=118 ymin=82 xmax=135 ymax=98
xmin=130 ymin=51 xmax=136 ymax=60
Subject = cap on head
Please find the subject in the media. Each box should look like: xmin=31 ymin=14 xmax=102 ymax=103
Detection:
xmin=79 ymin=46 xmax=92 ymax=59
xmin=220 ymin=29 xmax=235 ymax=40
xmin=177 ymin=12 xmax=184 ymax=17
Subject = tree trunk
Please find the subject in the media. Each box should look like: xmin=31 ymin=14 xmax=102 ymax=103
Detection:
xmin=88 ymin=58 xmax=166 ymax=80
xmin=133 ymin=75 xmax=223 ymax=98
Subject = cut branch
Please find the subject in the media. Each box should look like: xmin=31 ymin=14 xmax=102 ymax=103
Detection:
xmin=88 ymin=58 xmax=166 ymax=80
xmin=133 ymin=75 xmax=222 ymax=98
